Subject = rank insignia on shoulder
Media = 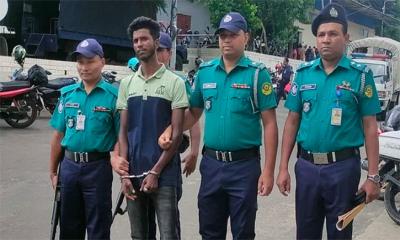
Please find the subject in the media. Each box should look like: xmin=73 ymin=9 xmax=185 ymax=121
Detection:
xmin=303 ymin=101 xmax=311 ymax=113
xmin=261 ymin=82 xmax=273 ymax=95
xmin=364 ymin=85 xmax=373 ymax=98
xmin=94 ymin=106 xmax=112 ymax=112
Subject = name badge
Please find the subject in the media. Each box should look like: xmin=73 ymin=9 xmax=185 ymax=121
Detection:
xmin=203 ymin=83 xmax=217 ymax=89
xmin=65 ymin=102 xmax=80 ymax=108
xmin=300 ymin=84 xmax=317 ymax=91
xmin=331 ymin=108 xmax=342 ymax=126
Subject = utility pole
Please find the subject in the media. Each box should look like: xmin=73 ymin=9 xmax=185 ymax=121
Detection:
xmin=170 ymin=0 xmax=177 ymax=70
xmin=381 ymin=0 xmax=395 ymax=36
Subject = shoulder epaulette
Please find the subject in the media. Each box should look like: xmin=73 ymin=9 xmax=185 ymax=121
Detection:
xmin=296 ymin=61 xmax=313 ymax=71
xmin=60 ymin=83 xmax=79 ymax=95
xmin=102 ymin=81 xmax=119 ymax=97
xmin=350 ymin=61 xmax=368 ymax=72
xmin=249 ymin=61 xmax=266 ymax=70
xmin=199 ymin=58 xmax=218 ymax=69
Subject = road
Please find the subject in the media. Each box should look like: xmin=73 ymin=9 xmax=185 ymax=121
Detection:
xmin=0 ymin=73 xmax=398 ymax=239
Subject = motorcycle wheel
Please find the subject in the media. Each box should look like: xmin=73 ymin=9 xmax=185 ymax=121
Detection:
xmin=4 ymin=99 xmax=38 ymax=128
xmin=384 ymin=181 xmax=400 ymax=225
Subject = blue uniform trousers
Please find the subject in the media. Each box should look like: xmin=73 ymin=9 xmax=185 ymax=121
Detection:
xmin=59 ymin=158 xmax=113 ymax=240
xmin=295 ymin=157 xmax=361 ymax=240
xmin=198 ymin=155 xmax=261 ymax=240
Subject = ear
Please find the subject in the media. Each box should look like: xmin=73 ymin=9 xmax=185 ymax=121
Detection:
xmin=155 ymin=38 xmax=160 ymax=49
xmin=344 ymin=33 xmax=350 ymax=43
xmin=244 ymin=32 xmax=250 ymax=44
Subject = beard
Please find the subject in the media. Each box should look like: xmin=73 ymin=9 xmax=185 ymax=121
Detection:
xmin=136 ymin=45 xmax=156 ymax=62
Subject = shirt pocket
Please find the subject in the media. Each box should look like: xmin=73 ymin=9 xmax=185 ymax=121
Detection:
xmin=203 ymin=89 xmax=218 ymax=112
xmin=89 ymin=111 xmax=112 ymax=133
xmin=335 ymin=89 xmax=358 ymax=113
xmin=230 ymin=88 xmax=253 ymax=114
xmin=300 ymin=89 xmax=317 ymax=115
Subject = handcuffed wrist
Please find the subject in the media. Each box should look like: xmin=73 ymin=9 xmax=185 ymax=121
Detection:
xmin=149 ymin=170 xmax=160 ymax=178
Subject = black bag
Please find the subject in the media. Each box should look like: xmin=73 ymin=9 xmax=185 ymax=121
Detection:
xmin=27 ymin=64 xmax=49 ymax=86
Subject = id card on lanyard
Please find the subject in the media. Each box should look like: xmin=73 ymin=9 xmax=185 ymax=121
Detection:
xmin=331 ymin=87 xmax=342 ymax=126
xmin=76 ymin=110 xmax=86 ymax=130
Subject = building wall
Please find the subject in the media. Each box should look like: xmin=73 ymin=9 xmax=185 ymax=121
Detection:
xmin=295 ymin=20 xmax=376 ymax=49
xmin=156 ymin=0 xmax=213 ymax=33
xmin=0 ymin=56 xmax=132 ymax=80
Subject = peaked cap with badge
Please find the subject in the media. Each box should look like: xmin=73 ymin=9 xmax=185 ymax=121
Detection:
xmin=311 ymin=3 xmax=348 ymax=36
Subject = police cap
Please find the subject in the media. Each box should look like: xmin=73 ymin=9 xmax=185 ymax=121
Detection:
xmin=311 ymin=3 xmax=348 ymax=36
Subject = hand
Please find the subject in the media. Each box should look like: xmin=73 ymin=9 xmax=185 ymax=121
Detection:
xmin=258 ymin=171 xmax=274 ymax=196
xmin=50 ymin=173 xmax=58 ymax=190
xmin=359 ymin=179 xmax=380 ymax=204
xmin=182 ymin=152 xmax=197 ymax=177
xmin=111 ymin=154 xmax=129 ymax=176
xmin=158 ymin=126 xmax=173 ymax=150
xmin=140 ymin=174 xmax=159 ymax=193
xmin=122 ymin=178 xmax=137 ymax=201
xmin=276 ymin=169 xmax=291 ymax=196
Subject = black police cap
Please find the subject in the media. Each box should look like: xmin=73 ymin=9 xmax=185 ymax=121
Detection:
xmin=311 ymin=3 xmax=348 ymax=36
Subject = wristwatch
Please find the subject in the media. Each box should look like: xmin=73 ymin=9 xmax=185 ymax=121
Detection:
xmin=367 ymin=174 xmax=381 ymax=185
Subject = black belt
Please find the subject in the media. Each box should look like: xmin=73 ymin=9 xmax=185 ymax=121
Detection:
xmin=203 ymin=146 xmax=259 ymax=162
xmin=65 ymin=150 xmax=110 ymax=163
xmin=298 ymin=145 xmax=359 ymax=165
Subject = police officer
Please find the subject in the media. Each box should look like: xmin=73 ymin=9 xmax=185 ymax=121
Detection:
xmin=49 ymin=38 xmax=119 ymax=240
xmin=161 ymin=12 xmax=278 ymax=239
xmin=276 ymin=3 xmax=381 ymax=240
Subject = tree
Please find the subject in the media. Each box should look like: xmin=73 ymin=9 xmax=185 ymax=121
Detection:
xmin=195 ymin=0 xmax=262 ymax=32
xmin=254 ymin=0 xmax=314 ymax=56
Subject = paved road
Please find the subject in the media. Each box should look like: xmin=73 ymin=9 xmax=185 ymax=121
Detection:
xmin=0 ymin=75 xmax=398 ymax=239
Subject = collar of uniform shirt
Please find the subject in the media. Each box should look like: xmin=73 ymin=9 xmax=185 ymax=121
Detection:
xmin=137 ymin=64 xmax=166 ymax=80
xmin=217 ymin=54 xmax=248 ymax=71
xmin=315 ymin=54 xmax=350 ymax=71
xmin=77 ymin=78 xmax=108 ymax=92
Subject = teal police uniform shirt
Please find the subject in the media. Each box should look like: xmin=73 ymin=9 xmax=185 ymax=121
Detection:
xmin=190 ymin=56 xmax=277 ymax=151
xmin=50 ymin=79 xmax=120 ymax=152
xmin=285 ymin=55 xmax=381 ymax=153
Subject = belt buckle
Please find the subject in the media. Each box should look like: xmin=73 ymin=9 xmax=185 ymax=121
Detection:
xmin=75 ymin=152 xmax=88 ymax=163
xmin=216 ymin=151 xmax=232 ymax=162
xmin=313 ymin=153 xmax=329 ymax=165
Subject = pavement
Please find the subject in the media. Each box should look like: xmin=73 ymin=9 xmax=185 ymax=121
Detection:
xmin=0 ymin=71 xmax=399 ymax=239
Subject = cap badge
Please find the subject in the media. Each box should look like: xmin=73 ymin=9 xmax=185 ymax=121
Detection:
xmin=330 ymin=7 xmax=338 ymax=18
xmin=223 ymin=15 xmax=232 ymax=23
xmin=80 ymin=40 xmax=89 ymax=47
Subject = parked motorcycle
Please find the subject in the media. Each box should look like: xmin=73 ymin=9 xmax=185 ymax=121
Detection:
xmin=0 ymin=65 xmax=49 ymax=128
xmin=361 ymin=105 xmax=400 ymax=225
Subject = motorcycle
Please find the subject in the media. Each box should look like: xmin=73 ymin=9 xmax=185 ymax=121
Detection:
xmin=361 ymin=104 xmax=400 ymax=225
xmin=0 ymin=65 xmax=49 ymax=128
xmin=11 ymin=65 xmax=77 ymax=115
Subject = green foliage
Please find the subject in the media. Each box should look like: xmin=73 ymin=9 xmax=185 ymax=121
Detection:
xmin=197 ymin=0 xmax=262 ymax=31
xmin=254 ymin=0 xmax=314 ymax=54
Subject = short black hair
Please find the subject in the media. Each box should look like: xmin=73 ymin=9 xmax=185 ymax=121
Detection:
xmin=127 ymin=16 xmax=160 ymax=40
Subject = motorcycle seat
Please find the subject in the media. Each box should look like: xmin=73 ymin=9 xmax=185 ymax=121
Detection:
xmin=46 ymin=77 xmax=77 ymax=90
xmin=0 ymin=81 xmax=31 ymax=92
